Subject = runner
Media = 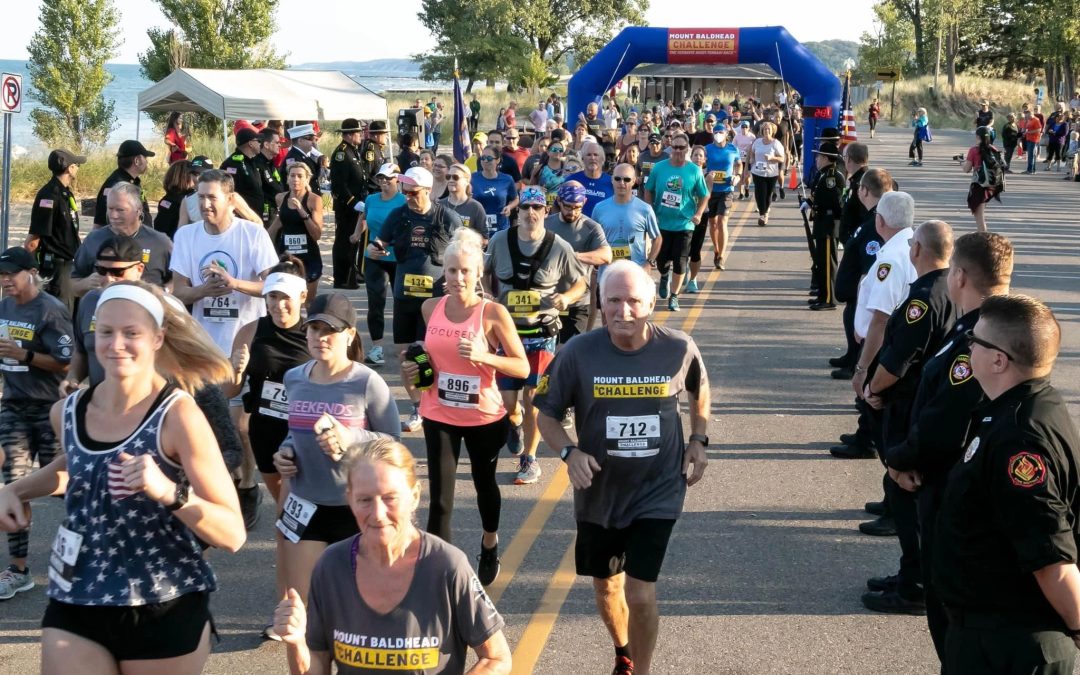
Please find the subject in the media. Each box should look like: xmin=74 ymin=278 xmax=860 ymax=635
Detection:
xmin=268 ymin=163 xmax=323 ymax=305
xmin=703 ymin=124 xmax=742 ymax=272
xmin=0 ymin=247 xmax=73 ymax=600
xmin=591 ymin=163 xmax=663 ymax=300
xmin=271 ymin=293 xmax=401 ymax=604
xmin=535 ymin=260 xmax=710 ymax=675
xmin=0 ymin=280 xmax=244 ymax=672
xmin=401 ymin=228 xmax=528 ymax=584
xmin=485 ymin=186 xmax=585 ymax=485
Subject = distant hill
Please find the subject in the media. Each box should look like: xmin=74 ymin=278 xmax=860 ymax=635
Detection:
xmin=804 ymin=40 xmax=859 ymax=74
xmin=292 ymin=58 xmax=419 ymax=75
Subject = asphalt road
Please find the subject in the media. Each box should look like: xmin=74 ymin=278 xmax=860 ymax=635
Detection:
xmin=1 ymin=121 xmax=1078 ymax=674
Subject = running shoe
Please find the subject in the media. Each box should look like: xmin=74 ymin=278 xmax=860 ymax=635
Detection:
xmin=685 ymin=279 xmax=699 ymax=294
xmin=364 ymin=345 xmax=384 ymax=366
xmin=658 ymin=273 xmax=670 ymax=299
xmin=779 ymin=186 xmax=786 ymax=199
xmin=514 ymin=455 xmax=541 ymax=485
xmin=477 ymin=540 xmax=501 ymax=586
xmin=506 ymin=417 xmax=524 ymax=456
xmin=668 ymin=296 xmax=681 ymax=312
xmin=612 ymin=655 xmax=635 ymax=674
xmin=402 ymin=409 xmax=423 ymax=433
xmin=0 ymin=565 xmax=33 ymax=600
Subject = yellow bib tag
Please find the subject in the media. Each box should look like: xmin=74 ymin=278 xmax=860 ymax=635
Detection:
xmin=403 ymin=273 xmax=434 ymax=298
xmin=611 ymin=245 xmax=631 ymax=260
xmin=506 ymin=290 xmax=542 ymax=319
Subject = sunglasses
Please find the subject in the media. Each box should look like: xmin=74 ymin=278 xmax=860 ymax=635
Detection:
xmin=480 ymin=156 xmax=497 ymax=162
xmin=94 ymin=262 xmax=140 ymax=277
xmin=519 ymin=203 xmax=546 ymax=211
xmin=549 ymin=146 xmax=564 ymax=153
xmin=403 ymin=189 xmax=422 ymax=197
xmin=376 ymin=175 xmax=397 ymax=181
xmin=670 ymin=144 xmax=689 ymax=150
xmin=447 ymin=175 xmax=461 ymax=181
xmin=965 ymin=329 xmax=1014 ymax=362
xmin=613 ymin=176 xmax=634 ymax=183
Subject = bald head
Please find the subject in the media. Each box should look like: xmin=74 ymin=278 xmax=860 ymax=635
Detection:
xmin=913 ymin=220 xmax=954 ymax=264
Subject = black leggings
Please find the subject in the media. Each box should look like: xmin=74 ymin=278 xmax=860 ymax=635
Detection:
xmin=753 ymin=175 xmax=778 ymax=215
xmin=1046 ymin=141 xmax=1063 ymax=163
xmin=909 ymin=131 xmax=924 ymax=161
xmin=363 ymin=257 xmax=396 ymax=342
xmin=423 ymin=415 xmax=510 ymax=542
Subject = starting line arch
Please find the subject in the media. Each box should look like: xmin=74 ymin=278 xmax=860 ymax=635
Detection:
xmin=568 ymin=26 xmax=841 ymax=183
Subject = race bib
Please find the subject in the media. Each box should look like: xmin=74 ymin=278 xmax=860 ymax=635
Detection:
xmin=48 ymin=525 xmax=83 ymax=593
xmin=283 ymin=234 xmax=307 ymax=255
xmin=605 ymin=414 xmax=661 ymax=457
xmin=754 ymin=161 xmax=768 ymax=173
xmin=1 ymin=331 xmax=26 ymax=372
xmin=660 ymin=191 xmax=683 ymax=210
xmin=276 ymin=493 xmax=317 ymax=544
xmin=202 ymin=294 xmax=239 ymax=323
xmin=437 ymin=372 xmax=481 ymax=409
xmin=611 ymin=244 xmax=631 ymax=260
xmin=258 ymin=380 xmax=288 ymax=420
xmin=712 ymin=170 xmax=727 ymax=182
xmin=403 ymin=273 xmax=434 ymax=298
xmin=506 ymin=290 xmax=542 ymax=319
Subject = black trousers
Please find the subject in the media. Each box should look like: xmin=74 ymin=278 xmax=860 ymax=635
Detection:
xmin=811 ymin=232 xmax=837 ymax=304
xmin=945 ymin=620 xmax=1075 ymax=675
xmin=362 ymin=257 xmax=396 ymax=342
xmin=882 ymin=394 xmax=922 ymax=597
xmin=840 ymin=300 xmax=859 ymax=365
xmin=45 ymin=258 xmax=74 ymax=314
xmin=332 ymin=204 xmax=360 ymax=289
xmin=918 ymin=479 xmax=949 ymax=666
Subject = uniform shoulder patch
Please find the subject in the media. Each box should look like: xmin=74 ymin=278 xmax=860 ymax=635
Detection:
xmin=825 ymin=177 xmax=836 ymax=188
xmin=535 ymin=373 xmax=550 ymax=395
xmin=949 ymin=354 xmax=973 ymax=385
xmin=876 ymin=262 xmax=892 ymax=281
xmin=905 ymin=299 xmax=928 ymax=324
xmin=866 ymin=240 xmax=880 ymax=256
xmin=1008 ymin=451 xmax=1047 ymax=488
xmin=334 ymin=151 xmax=345 ymax=161
xmin=365 ymin=150 xmax=375 ymax=162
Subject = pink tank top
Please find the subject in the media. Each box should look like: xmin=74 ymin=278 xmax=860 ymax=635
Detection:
xmin=420 ymin=297 xmax=506 ymax=426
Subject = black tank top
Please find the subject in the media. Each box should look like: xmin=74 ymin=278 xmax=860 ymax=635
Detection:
xmin=277 ymin=194 xmax=320 ymax=263
xmin=242 ymin=315 xmax=309 ymax=418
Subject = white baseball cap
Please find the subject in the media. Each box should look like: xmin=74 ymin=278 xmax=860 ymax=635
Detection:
xmin=399 ymin=167 xmax=433 ymax=189
xmin=375 ymin=162 xmax=400 ymax=178
xmin=262 ymin=272 xmax=307 ymax=299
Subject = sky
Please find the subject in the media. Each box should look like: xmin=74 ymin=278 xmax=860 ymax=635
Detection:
xmin=3 ymin=0 xmax=877 ymax=65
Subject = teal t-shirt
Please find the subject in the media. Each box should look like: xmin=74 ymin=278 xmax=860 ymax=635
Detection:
xmin=644 ymin=159 xmax=708 ymax=232
xmin=363 ymin=192 xmax=407 ymax=261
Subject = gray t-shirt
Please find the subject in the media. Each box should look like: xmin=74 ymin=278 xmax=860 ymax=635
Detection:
xmin=306 ymin=532 xmax=504 ymax=674
xmin=0 ymin=292 xmax=73 ymax=402
xmin=534 ymin=325 xmax=707 ymax=528
xmin=484 ymin=228 xmax=580 ymax=329
xmin=284 ymin=361 xmax=401 ymax=505
xmin=543 ymin=213 xmax=608 ymax=306
xmin=74 ymin=288 xmax=105 ymax=385
xmin=438 ymin=197 xmax=489 ymax=240
xmin=72 ymin=225 xmax=173 ymax=287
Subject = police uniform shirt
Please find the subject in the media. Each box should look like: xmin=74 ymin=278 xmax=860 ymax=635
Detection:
xmin=71 ymin=225 xmax=173 ymax=288
xmin=839 ymin=167 xmax=869 ymax=239
xmin=220 ymin=152 xmax=264 ymax=216
xmin=854 ymin=227 xmax=916 ymax=339
xmin=94 ymin=169 xmax=151 ymax=227
xmin=329 ymin=141 xmax=367 ymax=208
xmin=357 ymin=139 xmax=387 ymax=196
xmin=252 ymin=153 xmax=285 ymax=213
xmin=533 ymin=325 xmax=707 ymax=529
xmin=284 ymin=146 xmax=322 ymax=195
xmin=835 ymin=210 xmax=884 ymax=303
xmin=934 ymin=378 xmax=1080 ymax=619
xmin=886 ymin=308 xmax=983 ymax=477
xmin=29 ymin=176 xmax=81 ymax=260
xmin=811 ymin=163 xmax=844 ymax=232
xmin=0 ymin=292 xmax=74 ymax=402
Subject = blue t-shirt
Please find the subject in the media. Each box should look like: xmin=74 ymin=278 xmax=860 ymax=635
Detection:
xmin=470 ymin=172 xmax=518 ymax=236
xmin=565 ymin=171 xmax=614 ymax=219
xmin=643 ymin=159 xmax=709 ymax=232
xmin=363 ymin=192 xmax=406 ymax=261
xmin=591 ymin=196 xmax=661 ymax=275
xmin=705 ymin=143 xmax=741 ymax=193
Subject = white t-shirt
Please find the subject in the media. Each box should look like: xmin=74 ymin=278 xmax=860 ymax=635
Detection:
xmin=170 ymin=218 xmax=279 ymax=354
xmin=854 ymin=227 xmax=916 ymax=339
xmin=749 ymin=138 xmax=785 ymax=177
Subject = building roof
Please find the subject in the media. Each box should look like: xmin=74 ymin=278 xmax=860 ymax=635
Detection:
xmin=629 ymin=63 xmax=781 ymax=80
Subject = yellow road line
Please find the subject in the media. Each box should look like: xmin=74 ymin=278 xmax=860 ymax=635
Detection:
xmin=681 ymin=201 xmax=754 ymax=332
xmin=487 ymin=463 xmax=570 ymax=605
xmin=508 ymin=536 xmax=579 ymax=675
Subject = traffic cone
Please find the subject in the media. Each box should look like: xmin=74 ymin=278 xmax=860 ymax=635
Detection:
xmin=788 ymin=163 xmax=799 ymax=189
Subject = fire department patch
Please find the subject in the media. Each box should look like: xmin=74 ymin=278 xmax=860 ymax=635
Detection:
xmin=535 ymin=374 xmax=550 ymax=395
xmin=876 ymin=263 xmax=892 ymax=281
xmin=866 ymin=240 xmax=881 ymax=256
xmin=949 ymin=354 xmax=973 ymax=386
xmin=905 ymin=299 xmax=928 ymax=324
xmin=1008 ymin=452 xmax=1047 ymax=488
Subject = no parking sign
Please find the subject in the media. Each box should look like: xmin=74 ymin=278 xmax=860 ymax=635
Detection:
xmin=1 ymin=73 xmax=21 ymax=114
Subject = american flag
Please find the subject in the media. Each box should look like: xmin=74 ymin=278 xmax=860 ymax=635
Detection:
xmin=452 ymin=59 xmax=471 ymax=163
xmin=840 ymin=71 xmax=857 ymax=147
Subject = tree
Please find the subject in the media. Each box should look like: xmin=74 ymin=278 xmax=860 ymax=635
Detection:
xmin=26 ymin=0 xmax=120 ymax=151
xmin=511 ymin=0 xmax=649 ymax=67
xmin=415 ymin=0 xmax=532 ymax=91
xmin=855 ymin=2 xmax=915 ymax=83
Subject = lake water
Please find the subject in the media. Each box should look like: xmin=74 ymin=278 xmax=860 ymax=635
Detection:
xmin=0 ymin=59 xmax=449 ymax=154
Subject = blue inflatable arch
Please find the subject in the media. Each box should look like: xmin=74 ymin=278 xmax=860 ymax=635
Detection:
xmin=569 ymin=26 xmax=841 ymax=183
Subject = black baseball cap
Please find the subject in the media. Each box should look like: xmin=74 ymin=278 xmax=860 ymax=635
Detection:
xmin=236 ymin=128 xmax=259 ymax=146
xmin=648 ymin=133 xmax=662 ymax=143
xmin=302 ymin=293 xmax=357 ymax=332
xmin=96 ymin=235 xmax=143 ymax=263
xmin=117 ymin=140 xmax=156 ymax=158
xmin=0 ymin=247 xmax=38 ymax=273
xmin=47 ymin=149 xmax=87 ymax=174
xmin=190 ymin=156 xmax=214 ymax=171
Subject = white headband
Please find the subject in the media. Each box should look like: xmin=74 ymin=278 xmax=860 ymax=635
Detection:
xmin=97 ymin=284 xmax=165 ymax=327
xmin=262 ymin=272 xmax=307 ymax=299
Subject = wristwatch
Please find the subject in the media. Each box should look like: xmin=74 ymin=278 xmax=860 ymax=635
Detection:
xmin=689 ymin=434 xmax=710 ymax=447
xmin=560 ymin=445 xmax=579 ymax=462
xmin=166 ymin=481 xmax=190 ymax=512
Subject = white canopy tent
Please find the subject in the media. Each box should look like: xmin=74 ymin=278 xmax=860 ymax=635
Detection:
xmin=137 ymin=68 xmax=388 ymax=153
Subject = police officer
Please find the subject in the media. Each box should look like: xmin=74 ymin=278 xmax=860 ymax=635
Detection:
xmin=220 ymin=127 xmax=265 ymax=222
xmin=284 ymin=123 xmax=322 ymax=195
xmin=358 ymin=119 xmax=391 ymax=196
xmin=25 ymin=149 xmax=85 ymax=312
xmin=330 ymin=118 xmax=368 ymax=289
xmin=885 ymin=232 xmax=1014 ymax=664
xmin=804 ymin=141 xmax=845 ymax=310
xmin=253 ymin=128 xmax=286 ymax=227
xmin=839 ymin=143 xmax=870 ymax=243
xmin=859 ymin=220 xmax=955 ymax=616
xmin=94 ymin=140 xmax=154 ymax=229
xmin=933 ymin=295 xmax=1080 ymax=675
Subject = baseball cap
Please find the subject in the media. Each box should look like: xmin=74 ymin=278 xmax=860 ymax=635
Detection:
xmin=189 ymin=156 xmax=214 ymax=171
xmin=236 ymin=128 xmax=259 ymax=146
xmin=302 ymin=293 xmax=357 ymax=332
xmin=375 ymin=162 xmax=400 ymax=178
xmin=399 ymin=167 xmax=433 ymax=189
xmin=557 ymin=181 xmax=587 ymax=205
xmin=648 ymin=133 xmax=662 ymax=143
xmin=472 ymin=131 xmax=488 ymax=144
xmin=47 ymin=149 xmax=87 ymax=174
xmin=262 ymin=272 xmax=307 ymax=300
xmin=95 ymin=235 xmax=143 ymax=263
xmin=0 ymin=247 xmax=38 ymax=274
xmin=117 ymin=140 xmax=156 ymax=158
xmin=519 ymin=186 xmax=547 ymax=207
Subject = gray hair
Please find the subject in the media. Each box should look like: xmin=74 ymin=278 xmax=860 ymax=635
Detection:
xmin=108 ymin=181 xmax=144 ymax=216
xmin=599 ymin=260 xmax=656 ymax=305
xmin=876 ymin=191 xmax=915 ymax=230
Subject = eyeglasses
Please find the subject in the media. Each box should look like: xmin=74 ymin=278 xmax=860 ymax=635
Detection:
xmin=613 ymin=176 xmax=634 ymax=183
xmin=447 ymin=175 xmax=461 ymax=181
xmin=94 ymin=262 xmax=140 ymax=277
xmin=670 ymin=144 xmax=689 ymax=150
xmin=965 ymin=329 xmax=1014 ymax=362
xmin=519 ymin=203 xmax=546 ymax=211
